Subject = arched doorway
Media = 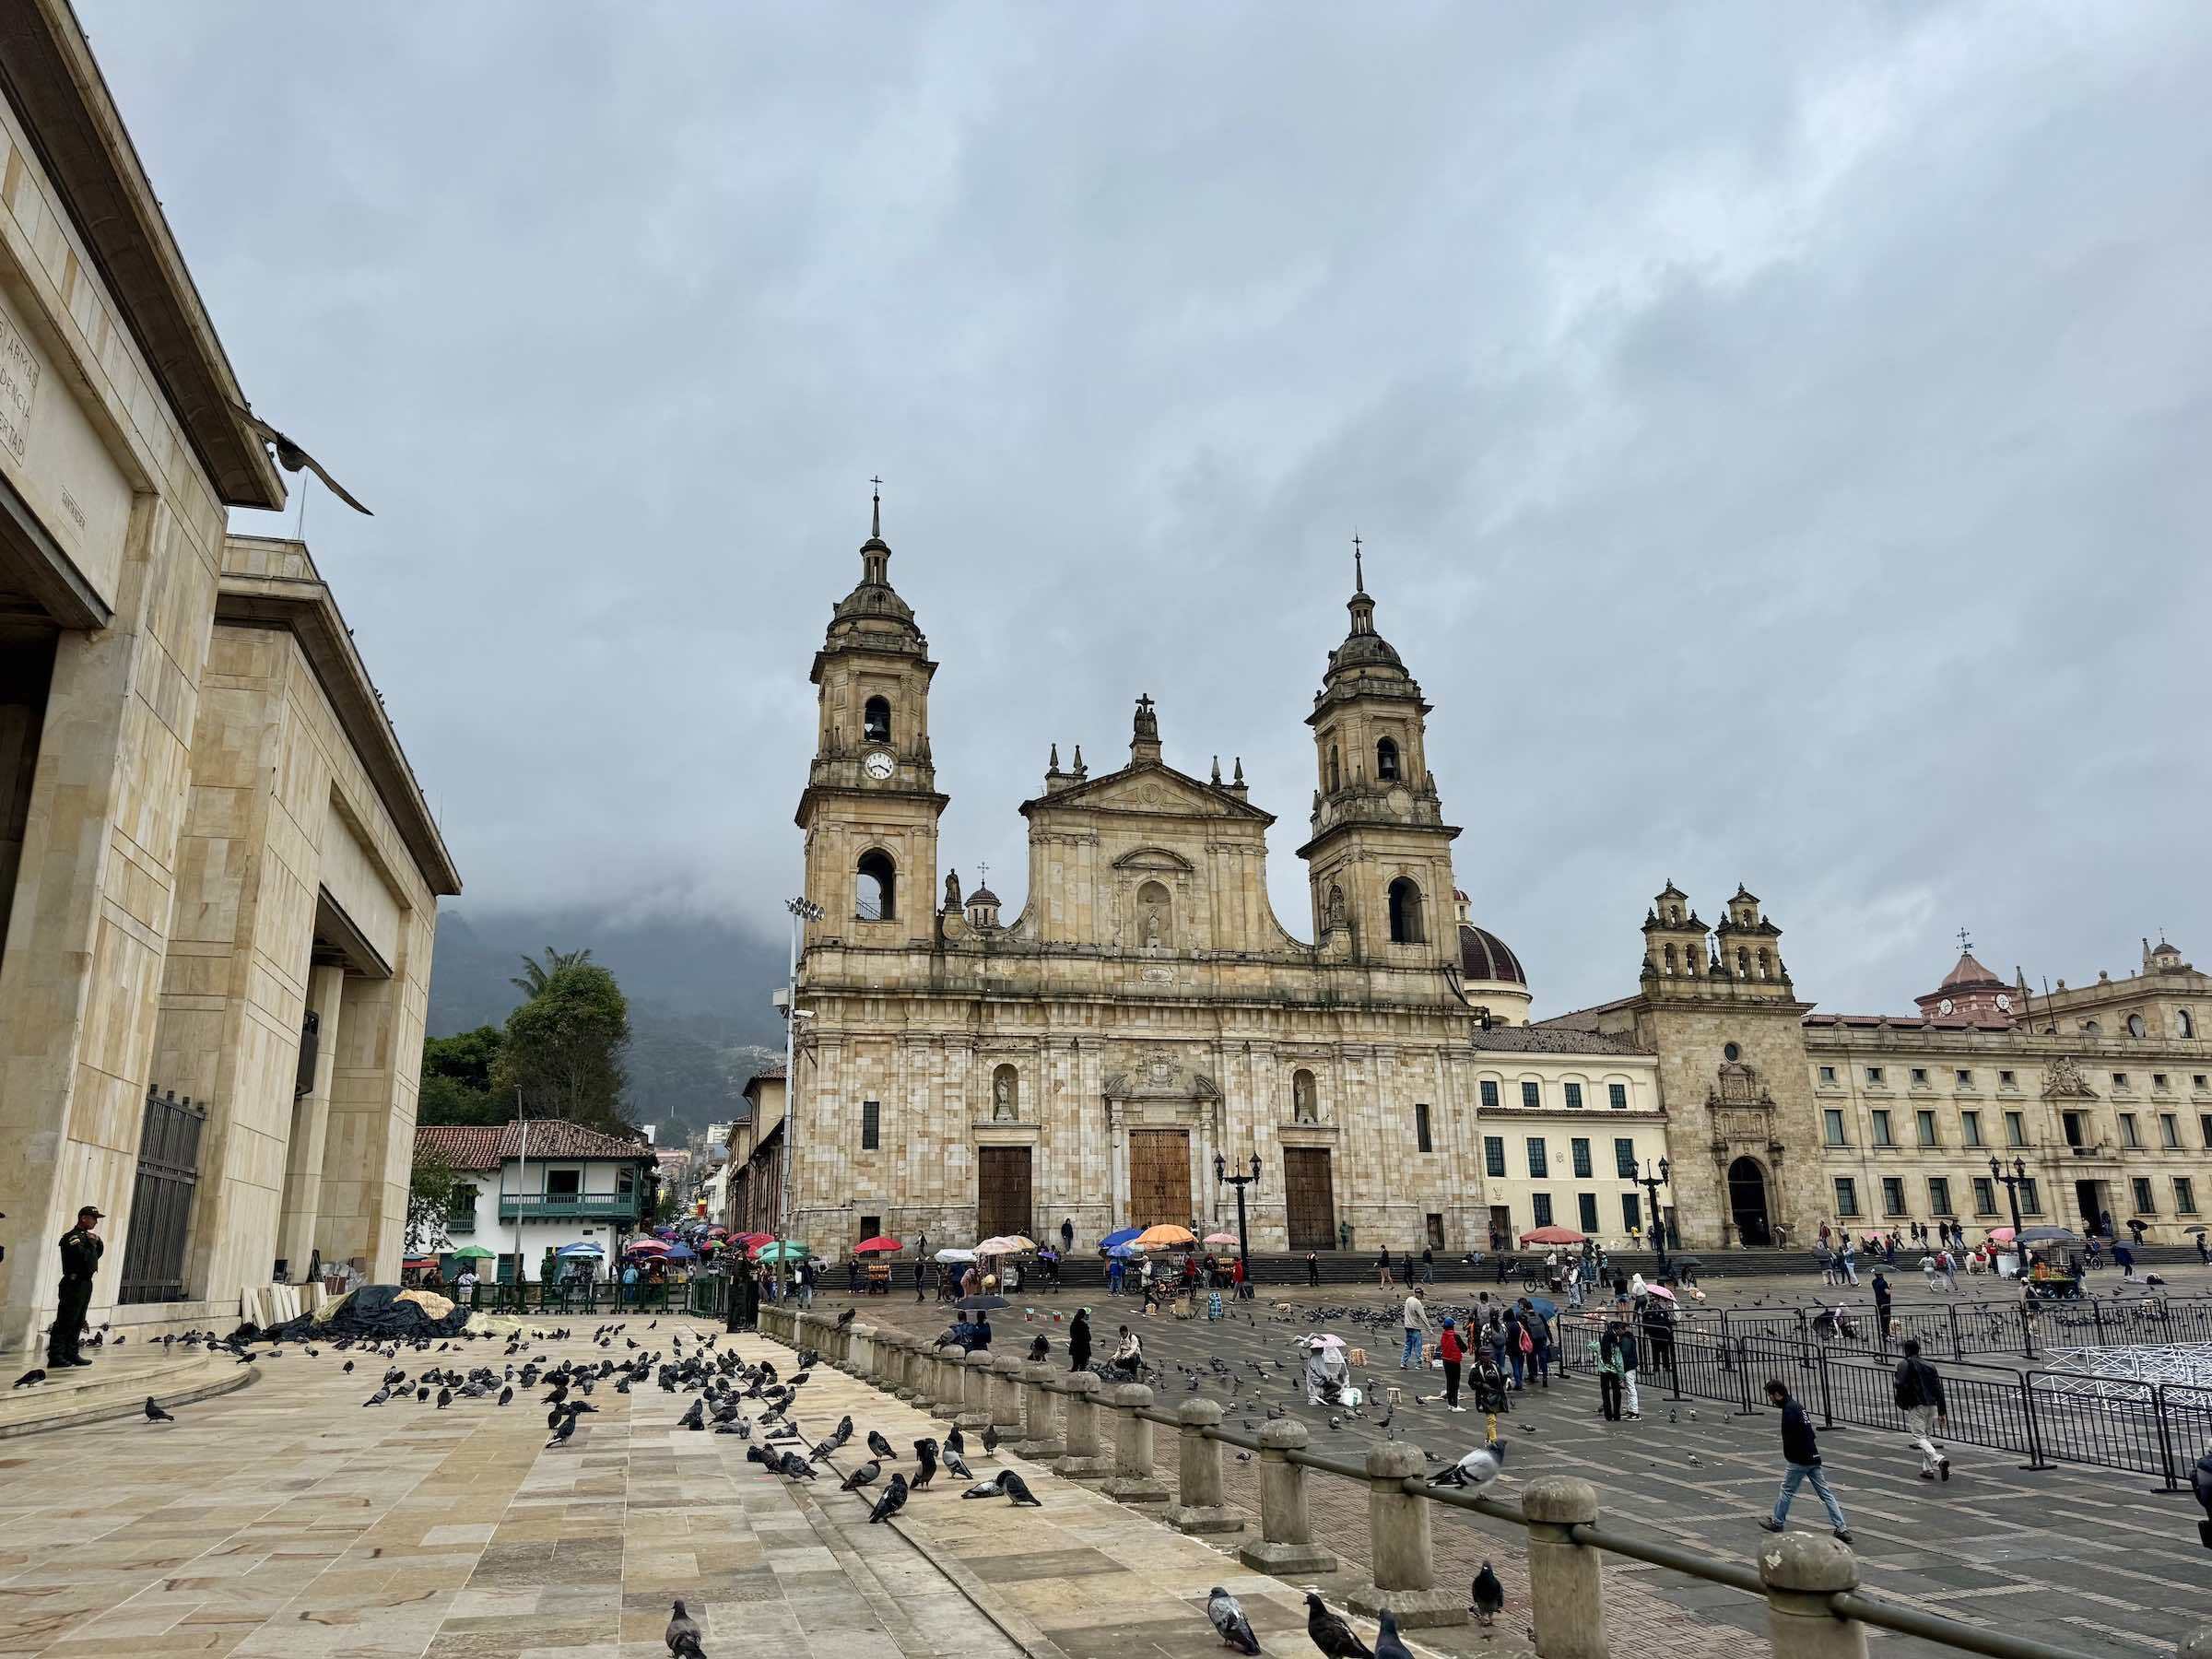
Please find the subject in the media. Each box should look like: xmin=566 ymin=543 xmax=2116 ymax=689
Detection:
xmin=1728 ymin=1158 xmax=1771 ymax=1246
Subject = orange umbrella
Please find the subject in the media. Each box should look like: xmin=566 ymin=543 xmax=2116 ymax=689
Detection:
xmin=1135 ymin=1223 xmax=1197 ymax=1248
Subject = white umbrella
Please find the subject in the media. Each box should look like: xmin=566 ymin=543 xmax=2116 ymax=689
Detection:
xmin=1301 ymin=1333 xmax=1347 ymax=1348
xmin=935 ymin=1248 xmax=977 ymax=1264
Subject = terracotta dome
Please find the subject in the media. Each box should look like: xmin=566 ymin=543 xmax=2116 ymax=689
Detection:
xmin=1459 ymin=922 xmax=1526 ymax=986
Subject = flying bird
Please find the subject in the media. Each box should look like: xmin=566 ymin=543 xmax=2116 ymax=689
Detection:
xmin=665 ymin=1600 xmax=705 ymax=1659
xmin=867 ymin=1473 xmax=910 ymax=1524
xmin=1471 ymin=1562 xmax=1505 ymax=1627
xmin=144 ymin=1396 xmax=175 ymax=1423
xmin=1206 ymin=1586 xmax=1262 ymax=1654
xmin=1303 ymin=1593 xmax=1372 ymax=1659
xmin=229 ymin=403 xmax=373 ymax=514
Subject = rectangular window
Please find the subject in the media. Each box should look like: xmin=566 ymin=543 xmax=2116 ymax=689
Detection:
xmin=2120 ymin=1112 xmax=2140 ymax=1148
xmin=1571 ymin=1137 xmax=1592 ymax=1178
xmin=1621 ymin=1193 xmax=1641 ymax=1233
xmin=1615 ymin=1138 xmax=1637 ymax=1179
xmin=1961 ymin=1111 xmax=1983 ymax=1147
xmin=2112 ymin=1073 xmax=2130 ymax=1090
xmin=1608 ymin=1082 xmax=1628 ymax=1110
xmin=861 ymin=1100 xmax=880 ymax=1150
xmin=2163 ymin=1114 xmax=2183 ymax=1149
xmin=1522 ymin=1081 xmax=1541 ymax=1110
xmin=1999 ymin=1069 xmax=2017 ymax=1088
xmin=1480 ymin=1080 xmax=1500 ymax=1111
xmin=1531 ymin=1193 xmax=1554 ymax=1227
xmin=1871 ymin=1110 xmax=1894 ymax=1147
xmin=859 ymin=1213 xmax=881 ymax=1242
xmin=1833 ymin=1177 xmax=1860 ymax=1218
xmin=1577 ymin=1193 xmax=1599 ymax=1233
xmin=1927 ymin=1177 xmax=1954 ymax=1217
xmin=1823 ymin=1109 xmax=1847 ymax=1147
xmin=1526 ymin=1138 xmax=1548 ymax=1178
xmin=2177 ymin=1178 xmax=2198 ymax=1216
xmin=2204 ymin=1113 xmax=2212 ymax=1146
xmin=1910 ymin=1067 xmax=1929 ymax=1087
xmin=1971 ymin=1177 xmax=1997 ymax=1216
xmin=1818 ymin=1065 xmax=1837 ymax=1085
xmin=1956 ymin=1069 xmax=1972 ymax=1088
xmin=2196 ymin=1077 xmax=2209 ymax=1091
xmin=1881 ymin=1177 xmax=1906 ymax=1217
xmin=1564 ymin=1082 xmax=1583 ymax=1111
xmin=2153 ymin=1073 xmax=2170 ymax=1091
xmin=1416 ymin=1102 xmax=1433 ymax=1153
xmin=1916 ymin=1110 xmax=1937 ymax=1147
xmin=2131 ymin=1176 xmax=2156 ymax=1217
xmin=1866 ymin=1066 xmax=1885 ymax=1086
xmin=2018 ymin=1177 xmax=2042 ymax=1215
xmin=545 ymin=1168 xmax=581 ymax=1197
xmin=1484 ymin=1135 xmax=1506 ymax=1177
xmin=2006 ymin=1111 xmax=2026 ymax=1147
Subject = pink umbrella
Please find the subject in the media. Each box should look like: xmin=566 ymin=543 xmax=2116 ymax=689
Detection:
xmin=627 ymin=1238 xmax=670 ymax=1254
xmin=1987 ymin=1227 xmax=2017 ymax=1242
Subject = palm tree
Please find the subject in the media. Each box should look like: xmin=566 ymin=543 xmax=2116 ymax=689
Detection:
xmin=512 ymin=946 xmax=593 ymax=999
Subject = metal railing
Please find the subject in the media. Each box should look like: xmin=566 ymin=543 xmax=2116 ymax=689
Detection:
xmin=494 ymin=1193 xmax=642 ymax=1221
xmin=1664 ymin=1291 xmax=2212 ymax=1361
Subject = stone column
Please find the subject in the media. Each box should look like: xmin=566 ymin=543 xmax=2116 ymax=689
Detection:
xmin=1017 ymin=1362 xmax=1063 ymax=1458
xmin=850 ymin=1323 xmax=877 ymax=1380
xmin=1523 ymin=1477 xmax=1607 ymax=1659
xmin=1238 ymin=1418 xmax=1335 ymax=1574
xmin=1347 ymin=1441 xmax=1466 ymax=1629
xmin=1758 ymin=1535 xmax=1864 ymax=1659
xmin=880 ymin=1335 xmax=913 ymax=1401
xmin=1101 ymin=1383 xmax=1169 ymax=1505
xmin=276 ymin=963 xmax=346 ymax=1277
xmin=933 ymin=1347 xmax=963 ymax=1417
xmin=990 ymin=1354 xmax=1028 ymax=1440
xmin=957 ymin=1351 xmax=994 ymax=1432
xmin=1167 ymin=1398 xmax=1241 ymax=1535
xmin=1053 ymin=1371 xmax=1112 ymax=1480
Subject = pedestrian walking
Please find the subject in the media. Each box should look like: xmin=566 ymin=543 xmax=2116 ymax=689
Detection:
xmin=1421 ymin=1244 xmax=1435 ymax=1285
xmin=1758 ymin=1380 xmax=1853 ymax=1541
xmin=1494 ymin=1252 xmax=1512 ymax=1285
xmin=913 ymin=1258 xmax=928 ymax=1302
xmin=1378 ymin=1246 xmax=1394 ymax=1288
xmin=1872 ymin=1272 xmax=1893 ymax=1342
xmin=1438 ymin=1317 xmax=1465 ymax=1411
xmin=1839 ymin=1243 xmax=1860 ymax=1287
xmin=1401 ymin=1288 xmax=1431 ymax=1368
xmin=1892 ymin=1338 xmax=1952 ymax=1481
xmin=47 ymin=1206 xmax=103 ymax=1369
xmin=2196 ymin=1232 xmax=2210 ymax=1267
xmin=1306 ymin=1251 xmax=1321 ymax=1287
xmin=1617 ymin=1319 xmax=1641 ymax=1418
xmin=1061 ymin=1217 xmax=1076 ymax=1254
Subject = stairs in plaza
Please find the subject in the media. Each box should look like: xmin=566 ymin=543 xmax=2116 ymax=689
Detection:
xmin=0 ymin=1347 xmax=250 ymax=1437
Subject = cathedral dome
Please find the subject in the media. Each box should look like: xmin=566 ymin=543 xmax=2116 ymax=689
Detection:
xmin=966 ymin=883 xmax=1000 ymax=908
xmin=1459 ymin=922 xmax=1526 ymax=986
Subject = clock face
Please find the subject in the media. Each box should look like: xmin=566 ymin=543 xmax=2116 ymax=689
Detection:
xmin=1995 ymin=994 xmax=2012 ymax=1012
xmin=1937 ymin=997 xmax=1954 ymax=1016
xmin=863 ymin=749 xmax=895 ymax=781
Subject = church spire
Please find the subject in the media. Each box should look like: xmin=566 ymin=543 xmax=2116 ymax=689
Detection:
xmin=859 ymin=474 xmax=890 ymax=585
xmin=1347 ymin=533 xmax=1378 ymax=638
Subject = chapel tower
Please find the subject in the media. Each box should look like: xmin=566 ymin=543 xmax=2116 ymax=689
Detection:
xmin=794 ymin=489 xmax=946 ymax=950
xmin=1297 ymin=542 xmax=1460 ymax=965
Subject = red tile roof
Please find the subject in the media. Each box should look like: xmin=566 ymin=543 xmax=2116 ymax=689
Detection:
xmin=413 ymin=1121 xmax=652 ymax=1170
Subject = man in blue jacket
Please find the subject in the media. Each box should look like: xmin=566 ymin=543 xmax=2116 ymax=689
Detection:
xmin=1758 ymin=1378 xmax=1853 ymax=1543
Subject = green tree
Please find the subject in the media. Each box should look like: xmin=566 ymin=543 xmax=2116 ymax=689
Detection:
xmin=493 ymin=961 xmax=631 ymax=1130
xmin=511 ymin=946 xmax=594 ymax=1000
xmin=417 ymin=1025 xmax=505 ymax=1124
xmin=406 ymin=1145 xmax=459 ymax=1254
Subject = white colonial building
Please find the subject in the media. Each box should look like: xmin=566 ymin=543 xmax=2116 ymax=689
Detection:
xmin=415 ymin=1123 xmax=655 ymax=1281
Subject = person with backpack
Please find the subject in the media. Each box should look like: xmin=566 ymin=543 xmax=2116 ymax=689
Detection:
xmin=1759 ymin=1379 xmax=1853 ymax=1542
xmin=1593 ymin=1320 xmax=1626 ymax=1421
xmin=1892 ymin=1337 xmax=1952 ymax=1481
xmin=1471 ymin=1342 xmax=1509 ymax=1442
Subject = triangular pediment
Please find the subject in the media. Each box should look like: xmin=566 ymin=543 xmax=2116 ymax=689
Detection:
xmin=1021 ymin=760 xmax=1273 ymax=822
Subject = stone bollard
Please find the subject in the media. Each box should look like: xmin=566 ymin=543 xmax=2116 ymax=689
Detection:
xmin=1017 ymin=1362 xmax=1063 ymax=1458
xmin=990 ymin=1355 xmax=1028 ymax=1441
xmin=957 ymin=1351 xmax=994 ymax=1432
xmin=858 ymin=1324 xmax=883 ymax=1380
xmin=1167 ymin=1399 xmax=1241 ymax=1535
xmin=1347 ymin=1441 xmax=1465 ymax=1630
xmin=1238 ymin=1418 xmax=1335 ymax=1574
xmin=932 ymin=1347 xmax=964 ymax=1418
xmin=1758 ymin=1534 xmax=1865 ymax=1659
xmin=1053 ymin=1371 xmax=1112 ymax=1480
xmin=1101 ymin=1384 xmax=1170 ymax=1505
xmin=1523 ymin=1477 xmax=1608 ymax=1659
xmin=885 ymin=1336 xmax=918 ymax=1402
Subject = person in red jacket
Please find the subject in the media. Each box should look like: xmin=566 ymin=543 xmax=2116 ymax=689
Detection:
xmin=1437 ymin=1317 xmax=1467 ymax=1412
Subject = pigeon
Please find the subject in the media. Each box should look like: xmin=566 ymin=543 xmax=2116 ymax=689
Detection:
xmin=499 ymin=1385 xmax=513 ymax=1406
xmin=840 ymin=1459 xmax=882 ymax=1493
xmin=665 ymin=1599 xmax=705 ymax=1659
xmin=363 ymin=1387 xmax=392 ymax=1406
xmin=545 ymin=1412 xmax=579 ymax=1449
xmin=961 ymin=1473 xmax=1009 ymax=1499
xmin=1206 ymin=1586 xmax=1262 ymax=1654
xmin=912 ymin=1438 xmax=939 ymax=1489
xmin=867 ymin=1473 xmax=910 ymax=1524
xmin=1001 ymin=1470 xmax=1041 ymax=1507
xmin=144 ymin=1396 xmax=175 ymax=1423
xmin=1471 ymin=1562 xmax=1504 ymax=1627
xmin=436 ymin=1388 xmax=453 ymax=1409
xmin=1427 ymin=1441 xmax=1507 ymax=1490
xmin=1371 ymin=1612 xmax=1412 ymax=1659
xmin=867 ymin=1429 xmax=896 ymax=1460
xmin=229 ymin=403 xmax=373 ymax=514
xmin=343 ymin=1360 xmax=355 ymax=1374
xmin=982 ymin=1423 xmax=999 ymax=1454
xmin=776 ymin=1451 xmax=816 ymax=1480
xmin=1303 ymin=1593 xmax=1372 ymax=1659
xmin=947 ymin=1426 xmax=967 ymax=1457
xmin=944 ymin=1445 xmax=974 ymax=1480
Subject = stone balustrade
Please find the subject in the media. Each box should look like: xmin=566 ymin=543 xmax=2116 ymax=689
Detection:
xmin=1100 ymin=1383 xmax=1169 ymax=1505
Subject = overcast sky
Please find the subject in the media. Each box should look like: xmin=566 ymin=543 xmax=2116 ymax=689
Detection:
xmin=87 ymin=1 xmax=2211 ymax=1018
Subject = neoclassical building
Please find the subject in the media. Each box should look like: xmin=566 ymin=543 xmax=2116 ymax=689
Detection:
xmin=782 ymin=509 xmax=1524 ymax=1253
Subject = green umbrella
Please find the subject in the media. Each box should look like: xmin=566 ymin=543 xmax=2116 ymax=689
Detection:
xmin=450 ymin=1244 xmax=496 ymax=1259
xmin=751 ymin=1241 xmax=808 ymax=1263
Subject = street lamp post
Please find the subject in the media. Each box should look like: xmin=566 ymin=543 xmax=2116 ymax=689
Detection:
xmin=1634 ymin=1157 xmax=1673 ymax=1278
xmin=1213 ymin=1151 xmax=1263 ymax=1295
xmin=1989 ymin=1156 xmax=2028 ymax=1274
xmin=774 ymin=895 xmax=824 ymax=1299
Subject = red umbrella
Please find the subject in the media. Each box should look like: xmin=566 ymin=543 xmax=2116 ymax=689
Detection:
xmin=854 ymin=1235 xmax=903 ymax=1253
xmin=1518 ymin=1225 xmax=1588 ymax=1245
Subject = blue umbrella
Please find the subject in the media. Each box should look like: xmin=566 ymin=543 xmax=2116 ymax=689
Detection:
xmin=1108 ymin=1243 xmax=1147 ymax=1259
xmin=1100 ymin=1228 xmax=1142 ymax=1249
xmin=557 ymin=1241 xmax=604 ymax=1256
xmin=1524 ymin=1296 xmax=1559 ymax=1320
xmin=665 ymin=1243 xmax=698 ymax=1261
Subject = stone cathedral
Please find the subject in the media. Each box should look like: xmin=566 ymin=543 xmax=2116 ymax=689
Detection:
xmin=785 ymin=506 xmax=1531 ymax=1253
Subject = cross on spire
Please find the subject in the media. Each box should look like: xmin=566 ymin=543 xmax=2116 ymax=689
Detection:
xmin=1957 ymin=926 xmax=1973 ymax=953
xmin=976 ymin=860 xmax=989 ymax=889
xmin=1352 ymin=532 xmax=1365 ymax=594
xmin=869 ymin=475 xmax=883 ymax=539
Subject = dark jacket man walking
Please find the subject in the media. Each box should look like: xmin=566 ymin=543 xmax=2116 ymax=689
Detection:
xmin=1892 ymin=1338 xmax=1951 ymax=1480
xmin=1758 ymin=1378 xmax=1852 ymax=1541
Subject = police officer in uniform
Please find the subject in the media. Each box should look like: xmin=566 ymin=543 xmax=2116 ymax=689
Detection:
xmin=50 ymin=1206 xmax=104 ymax=1368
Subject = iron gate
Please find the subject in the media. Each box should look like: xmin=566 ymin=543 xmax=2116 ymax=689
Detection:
xmin=118 ymin=1087 xmax=207 ymax=1303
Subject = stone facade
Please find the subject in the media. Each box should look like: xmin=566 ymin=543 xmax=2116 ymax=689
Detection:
xmin=0 ymin=15 xmax=456 ymax=1353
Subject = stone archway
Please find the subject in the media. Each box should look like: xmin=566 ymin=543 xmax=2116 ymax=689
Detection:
xmin=1727 ymin=1157 xmax=1771 ymax=1247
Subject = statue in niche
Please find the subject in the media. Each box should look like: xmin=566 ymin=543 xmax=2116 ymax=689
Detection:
xmin=993 ymin=1067 xmax=1018 ymax=1122
xmin=1137 ymin=879 xmax=1171 ymax=948
xmin=1144 ymin=906 xmax=1162 ymax=947
xmin=1293 ymin=1071 xmax=1317 ymax=1124
xmin=1326 ymin=886 xmax=1346 ymax=928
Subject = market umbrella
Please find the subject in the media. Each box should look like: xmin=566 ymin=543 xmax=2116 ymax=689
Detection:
xmin=404 ymin=1256 xmax=439 ymax=1272
xmin=956 ymin=1294 xmax=1009 ymax=1312
xmin=1518 ymin=1225 xmax=1587 ymax=1245
xmin=1135 ymin=1224 xmax=1197 ymax=1248
xmin=974 ymin=1235 xmax=1035 ymax=1255
xmin=934 ymin=1247 xmax=977 ymax=1264
xmin=2017 ymin=1226 xmax=2080 ymax=1246
xmin=451 ymin=1244 xmax=496 ymax=1260
xmin=751 ymin=1241 xmax=807 ymax=1263
xmin=855 ymin=1235 xmax=904 ymax=1254
xmin=627 ymin=1238 xmax=670 ymax=1254
xmin=1099 ymin=1228 xmax=1143 ymax=1249
xmin=1107 ymin=1243 xmax=1147 ymax=1259
xmin=1985 ymin=1227 xmax=2017 ymax=1242
xmin=555 ymin=1241 xmax=603 ymax=1256
xmin=665 ymin=1243 xmax=698 ymax=1261
xmin=1202 ymin=1231 xmax=1240 ymax=1245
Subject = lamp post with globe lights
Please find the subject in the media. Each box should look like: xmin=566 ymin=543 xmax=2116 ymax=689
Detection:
xmin=773 ymin=895 xmax=824 ymax=1298
xmin=1633 ymin=1157 xmax=1673 ymax=1278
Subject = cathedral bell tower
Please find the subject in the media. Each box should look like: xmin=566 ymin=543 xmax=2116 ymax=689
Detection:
xmin=1297 ymin=540 xmax=1460 ymax=965
xmin=794 ymin=488 xmax=947 ymax=949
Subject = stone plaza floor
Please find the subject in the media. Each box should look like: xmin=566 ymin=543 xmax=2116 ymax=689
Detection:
xmin=847 ymin=1259 xmax=2212 ymax=1659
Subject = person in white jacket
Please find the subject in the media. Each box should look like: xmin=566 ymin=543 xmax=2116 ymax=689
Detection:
xmin=1401 ymin=1290 xmax=1432 ymax=1369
